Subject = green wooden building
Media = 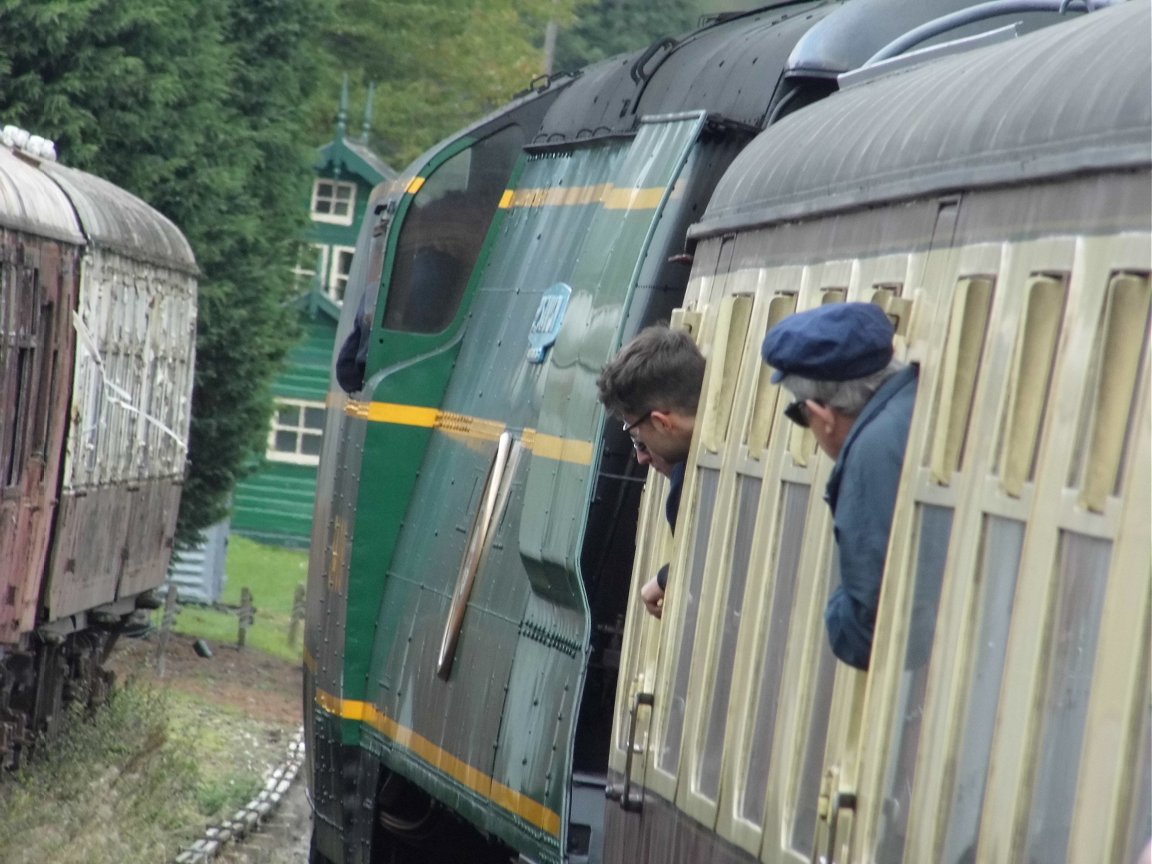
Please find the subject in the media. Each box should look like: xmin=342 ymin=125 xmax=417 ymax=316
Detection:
xmin=231 ymin=88 xmax=395 ymax=547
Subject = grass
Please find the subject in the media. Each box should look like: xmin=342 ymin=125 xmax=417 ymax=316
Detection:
xmin=0 ymin=535 xmax=307 ymax=863
xmin=169 ymin=535 xmax=309 ymax=662
xmin=0 ymin=681 xmax=277 ymax=864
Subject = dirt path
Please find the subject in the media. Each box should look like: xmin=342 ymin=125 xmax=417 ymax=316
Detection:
xmin=109 ymin=631 xmax=303 ymax=727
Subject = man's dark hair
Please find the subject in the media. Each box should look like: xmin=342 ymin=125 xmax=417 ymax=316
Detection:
xmin=596 ymin=325 xmax=705 ymax=418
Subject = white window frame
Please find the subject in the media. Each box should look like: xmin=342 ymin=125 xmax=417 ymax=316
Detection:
xmin=266 ymin=398 xmax=325 ymax=466
xmin=328 ymin=245 xmax=356 ymax=304
xmin=311 ymin=179 xmax=357 ymax=225
xmin=292 ymin=243 xmax=329 ymax=292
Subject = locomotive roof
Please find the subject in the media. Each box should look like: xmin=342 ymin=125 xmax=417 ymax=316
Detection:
xmin=42 ymin=161 xmax=198 ymax=275
xmin=529 ymin=1 xmax=835 ymax=147
xmin=692 ymin=1 xmax=1151 ymax=238
xmin=527 ymin=0 xmax=1072 ymax=149
xmin=0 ymin=146 xmax=85 ymax=244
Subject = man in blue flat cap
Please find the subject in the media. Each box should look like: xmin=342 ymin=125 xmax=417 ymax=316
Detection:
xmin=762 ymin=302 xmax=918 ymax=670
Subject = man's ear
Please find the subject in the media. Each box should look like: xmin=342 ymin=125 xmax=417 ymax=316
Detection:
xmin=648 ymin=409 xmax=675 ymax=432
xmin=805 ymin=400 xmax=836 ymax=433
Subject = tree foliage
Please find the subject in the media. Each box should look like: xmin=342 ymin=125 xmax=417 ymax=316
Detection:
xmin=0 ymin=0 xmax=326 ymax=544
xmin=308 ymin=0 xmax=577 ymax=167
xmin=554 ymin=0 xmax=705 ymax=72
xmin=0 ymin=0 xmax=708 ymax=548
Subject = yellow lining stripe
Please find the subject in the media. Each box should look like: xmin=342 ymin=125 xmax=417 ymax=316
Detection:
xmin=527 ymin=430 xmax=594 ymax=464
xmin=406 ymin=176 xmax=426 ymax=195
xmin=347 ymin=401 xmax=439 ymax=427
xmin=603 ymin=186 xmax=668 ymax=210
xmin=497 ymin=183 xmax=667 ymax=211
xmin=346 ymin=400 xmax=593 ymax=465
xmin=315 ymin=689 xmax=562 ymax=836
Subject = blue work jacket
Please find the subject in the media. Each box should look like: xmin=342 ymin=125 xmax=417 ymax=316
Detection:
xmin=824 ymin=364 xmax=919 ymax=669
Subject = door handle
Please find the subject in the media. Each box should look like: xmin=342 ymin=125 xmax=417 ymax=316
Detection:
xmin=826 ymin=789 xmax=857 ymax=864
xmin=605 ymin=691 xmax=653 ymax=812
xmin=437 ymin=431 xmax=513 ymax=679
xmin=815 ymin=778 xmax=861 ymax=864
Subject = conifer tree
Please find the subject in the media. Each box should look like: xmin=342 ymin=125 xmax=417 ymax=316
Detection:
xmin=554 ymin=0 xmax=704 ymax=72
xmin=0 ymin=0 xmax=325 ymax=543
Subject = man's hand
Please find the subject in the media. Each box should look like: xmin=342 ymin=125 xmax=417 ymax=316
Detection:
xmin=640 ymin=576 xmax=665 ymax=619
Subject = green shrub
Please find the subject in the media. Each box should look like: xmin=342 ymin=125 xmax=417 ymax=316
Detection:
xmin=0 ymin=678 xmax=286 ymax=864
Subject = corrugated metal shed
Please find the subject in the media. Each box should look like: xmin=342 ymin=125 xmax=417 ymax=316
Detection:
xmin=693 ymin=1 xmax=1152 ymax=238
xmin=167 ymin=520 xmax=230 ymax=604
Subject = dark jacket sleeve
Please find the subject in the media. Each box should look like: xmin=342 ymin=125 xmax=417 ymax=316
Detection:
xmin=335 ymin=315 xmax=366 ymax=394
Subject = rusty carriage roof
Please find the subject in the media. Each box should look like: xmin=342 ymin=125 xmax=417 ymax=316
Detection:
xmin=41 ymin=161 xmax=198 ymax=276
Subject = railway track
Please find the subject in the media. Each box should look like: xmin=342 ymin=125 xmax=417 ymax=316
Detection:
xmin=175 ymin=729 xmax=309 ymax=864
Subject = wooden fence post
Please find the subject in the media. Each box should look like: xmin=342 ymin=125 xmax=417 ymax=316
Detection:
xmin=154 ymin=583 xmax=179 ymax=677
xmin=287 ymin=583 xmax=306 ymax=646
xmin=238 ymin=587 xmax=254 ymax=649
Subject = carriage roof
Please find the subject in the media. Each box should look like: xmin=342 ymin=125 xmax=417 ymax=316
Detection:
xmin=692 ymin=1 xmax=1151 ymax=240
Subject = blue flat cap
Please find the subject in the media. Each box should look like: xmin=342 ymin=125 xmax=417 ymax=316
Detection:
xmin=762 ymin=302 xmax=894 ymax=383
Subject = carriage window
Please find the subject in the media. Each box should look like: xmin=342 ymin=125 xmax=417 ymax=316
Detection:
xmin=745 ymin=293 xmax=796 ymax=456
xmin=658 ymin=466 xmax=720 ymax=776
xmin=871 ymin=283 xmax=902 ymax=305
xmin=1 ymin=264 xmax=39 ymax=489
xmin=1023 ymin=531 xmax=1112 ymax=863
xmin=875 ymin=504 xmax=953 ymax=863
xmin=743 ymin=481 xmax=809 ymax=824
xmin=871 ymin=283 xmax=913 ymax=340
xmin=929 ymin=277 xmax=994 ymax=483
xmin=697 ymin=474 xmax=760 ymax=801
xmin=699 ymin=295 xmax=752 ymax=454
xmin=1073 ymin=272 xmax=1150 ymax=511
xmin=997 ymin=275 xmax=1066 ymax=497
xmin=942 ymin=516 xmax=1024 ymax=864
xmin=791 ymin=566 xmax=838 ymax=857
xmin=1123 ymin=694 xmax=1151 ymax=864
xmin=382 ymin=124 xmax=524 ymax=334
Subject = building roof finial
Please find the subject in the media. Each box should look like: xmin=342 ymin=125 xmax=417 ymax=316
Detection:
xmin=360 ymin=81 xmax=376 ymax=144
xmin=337 ymin=74 xmax=349 ymax=139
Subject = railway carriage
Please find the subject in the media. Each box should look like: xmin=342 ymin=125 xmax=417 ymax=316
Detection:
xmin=304 ymin=1 xmax=1147 ymax=863
xmin=0 ymin=130 xmax=197 ymax=763
xmin=610 ymin=4 xmax=1150 ymax=863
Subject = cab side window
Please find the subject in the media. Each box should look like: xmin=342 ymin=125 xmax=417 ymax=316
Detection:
xmin=383 ymin=125 xmax=524 ymax=334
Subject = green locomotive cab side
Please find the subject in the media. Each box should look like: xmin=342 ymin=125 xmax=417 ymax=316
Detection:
xmin=305 ymin=85 xmax=565 ymax=864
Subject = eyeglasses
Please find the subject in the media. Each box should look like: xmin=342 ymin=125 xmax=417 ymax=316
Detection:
xmin=783 ymin=399 xmax=814 ymax=428
xmin=622 ymin=411 xmax=653 ymax=453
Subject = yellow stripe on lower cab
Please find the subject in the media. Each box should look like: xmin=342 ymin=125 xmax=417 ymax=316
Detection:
xmin=315 ymin=690 xmax=561 ymax=836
